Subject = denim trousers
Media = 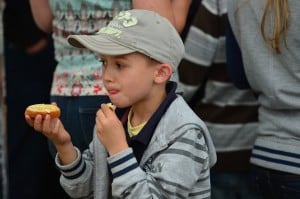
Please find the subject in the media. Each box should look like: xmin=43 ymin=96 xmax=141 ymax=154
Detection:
xmin=252 ymin=165 xmax=300 ymax=199
xmin=50 ymin=95 xmax=110 ymax=157
xmin=211 ymin=171 xmax=262 ymax=199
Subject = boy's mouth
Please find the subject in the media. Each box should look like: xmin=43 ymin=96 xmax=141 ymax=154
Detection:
xmin=108 ymin=89 xmax=119 ymax=95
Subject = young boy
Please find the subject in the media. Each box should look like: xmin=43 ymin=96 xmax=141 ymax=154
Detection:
xmin=25 ymin=9 xmax=216 ymax=199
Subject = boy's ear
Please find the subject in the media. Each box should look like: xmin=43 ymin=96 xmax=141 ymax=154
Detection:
xmin=154 ymin=63 xmax=173 ymax=83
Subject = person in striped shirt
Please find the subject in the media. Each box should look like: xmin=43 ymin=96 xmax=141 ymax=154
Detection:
xmin=178 ymin=0 xmax=261 ymax=198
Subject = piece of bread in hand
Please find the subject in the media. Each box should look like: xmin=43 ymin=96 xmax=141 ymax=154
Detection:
xmin=106 ymin=103 xmax=116 ymax=111
xmin=25 ymin=104 xmax=61 ymax=119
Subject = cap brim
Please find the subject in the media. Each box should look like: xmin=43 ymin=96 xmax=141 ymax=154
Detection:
xmin=67 ymin=35 xmax=135 ymax=56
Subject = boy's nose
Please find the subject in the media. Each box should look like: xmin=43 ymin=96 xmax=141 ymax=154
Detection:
xmin=102 ymin=67 xmax=113 ymax=82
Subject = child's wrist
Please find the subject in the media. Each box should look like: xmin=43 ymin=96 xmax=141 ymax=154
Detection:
xmin=56 ymin=142 xmax=77 ymax=165
xmin=108 ymin=144 xmax=129 ymax=156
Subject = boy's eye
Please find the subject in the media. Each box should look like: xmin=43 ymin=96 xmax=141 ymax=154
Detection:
xmin=116 ymin=63 xmax=122 ymax=68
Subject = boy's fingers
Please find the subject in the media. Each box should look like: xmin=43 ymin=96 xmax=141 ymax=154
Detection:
xmin=42 ymin=114 xmax=53 ymax=132
xmin=25 ymin=115 xmax=34 ymax=126
xmin=100 ymin=103 xmax=115 ymax=116
xmin=33 ymin=114 xmax=43 ymax=131
xmin=96 ymin=110 xmax=105 ymax=126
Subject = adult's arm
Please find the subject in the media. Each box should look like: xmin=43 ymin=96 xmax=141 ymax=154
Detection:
xmin=132 ymin=0 xmax=192 ymax=33
xmin=29 ymin=0 xmax=53 ymax=33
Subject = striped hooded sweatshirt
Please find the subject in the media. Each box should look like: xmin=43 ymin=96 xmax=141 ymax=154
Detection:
xmin=55 ymin=82 xmax=217 ymax=199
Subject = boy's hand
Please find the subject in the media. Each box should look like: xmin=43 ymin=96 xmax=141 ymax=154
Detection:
xmin=25 ymin=114 xmax=71 ymax=147
xmin=96 ymin=104 xmax=128 ymax=156
xmin=25 ymin=112 xmax=78 ymax=165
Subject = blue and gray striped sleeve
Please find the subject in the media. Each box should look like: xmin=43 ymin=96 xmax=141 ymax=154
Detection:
xmin=107 ymin=148 xmax=139 ymax=179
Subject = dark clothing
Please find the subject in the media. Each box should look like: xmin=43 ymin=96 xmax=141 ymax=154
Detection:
xmin=3 ymin=0 xmax=47 ymax=49
xmin=253 ymin=165 xmax=300 ymax=199
xmin=4 ymin=37 xmax=70 ymax=199
xmin=3 ymin=1 xmax=70 ymax=198
xmin=49 ymin=95 xmax=110 ymax=158
xmin=225 ymin=17 xmax=250 ymax=89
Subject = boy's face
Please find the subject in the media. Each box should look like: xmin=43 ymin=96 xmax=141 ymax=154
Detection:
xmin=100 ymin=52 xmax=160 ymax=108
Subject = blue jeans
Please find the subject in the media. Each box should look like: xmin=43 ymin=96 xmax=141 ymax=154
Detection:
xmin=50 ymin=95 xmax=110 ymax=157
xmin=211 ymin=171 xmax=262 ymax=199
xmin=252 ymin=165 xmax=300 ymax=199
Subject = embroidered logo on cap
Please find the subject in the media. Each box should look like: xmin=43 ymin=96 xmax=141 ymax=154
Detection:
xmin=116 ymin=11 xmax=138 ymax=27
xmin=96 ymin=11 xmax=138 ymax=38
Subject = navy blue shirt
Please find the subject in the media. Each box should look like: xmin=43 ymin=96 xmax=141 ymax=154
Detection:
xmin=225 ymin=16 xmax=250 ymax=89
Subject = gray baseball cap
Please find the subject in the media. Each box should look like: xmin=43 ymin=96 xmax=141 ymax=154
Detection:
xmin=67 ymin=9 xmax=185 ymax=71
